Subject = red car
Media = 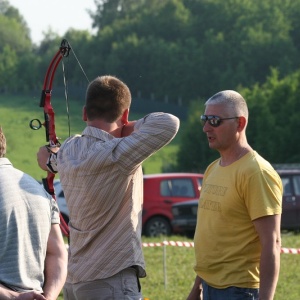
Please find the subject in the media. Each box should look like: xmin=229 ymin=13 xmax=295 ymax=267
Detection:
xmin=142 ymin=173 xmax=203 ymax=236
xmin=51 ymin=173 xmax=204 ymax=237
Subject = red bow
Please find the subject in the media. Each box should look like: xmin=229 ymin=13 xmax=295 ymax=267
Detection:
xmin=30 ymin=39 xmax=71 ymax=237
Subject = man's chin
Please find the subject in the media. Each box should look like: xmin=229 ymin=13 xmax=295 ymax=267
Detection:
xmin=208 ymin=142 xmax=216 ymax=149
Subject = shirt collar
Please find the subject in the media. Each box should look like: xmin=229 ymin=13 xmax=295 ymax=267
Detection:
xmin=0 ymin=157 xmax=12 ymax=167
xmin=81 ymin=126 xmax=115 ymax=141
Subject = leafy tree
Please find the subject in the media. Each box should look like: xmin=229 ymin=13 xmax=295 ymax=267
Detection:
xmin=241 ymin=69 xmax=300 ymax=163
xmin=0 ymin=0 xmax=35 ymax=91
xmin=289 ymin=8 xmax=300 ymax=53
xmin=85 ymin=0 xmax=300 ymax=104
xmin=0 ymin=44 xmax=17 ymax=91
xmin=90 ymin=0 xmax=142 ymax=30
xmin=2 ymin=0 xmax=300 ymax=98
xmin=15 ymin=51 xmax=40 ymax=91
xmin=0 ymin=0 xmax=31 ymax=52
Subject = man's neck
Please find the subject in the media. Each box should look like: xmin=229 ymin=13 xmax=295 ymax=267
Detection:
xmin=219 ymin=145 xmax=252 ymax=167
xmin=87 ymin=120 xmax=123 ymax=137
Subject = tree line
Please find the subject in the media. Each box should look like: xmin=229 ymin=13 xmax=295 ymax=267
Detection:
xmin=1 ymin=0 xmax=300 ymax=170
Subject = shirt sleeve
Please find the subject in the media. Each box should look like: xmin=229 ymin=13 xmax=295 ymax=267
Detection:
xmin=50 ymin=197 xmax=60 ymax=224
xmin=245 ymin=169 xmax=282 ymax=220
xmin=47 ymin=152 xmax=58 ymax=174
xmin=113 ymin=112 xmax=180 ymax=173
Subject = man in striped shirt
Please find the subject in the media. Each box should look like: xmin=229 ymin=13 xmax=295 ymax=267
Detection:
xmin=37 ymin=75 xmax=180 ymax=299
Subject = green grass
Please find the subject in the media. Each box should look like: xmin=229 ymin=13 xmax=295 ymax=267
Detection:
xmin=141 ymin=236 xmax=195 ymax=300
xmin=0 ymin=94 xmax=86 ymax=180
xmin=141 ymin=233 xmax=300 ymax=300
xmin=56 ymin=233 xmax=300 ymax=300
xmin=143 ymin=143 xmax=179 ymax=174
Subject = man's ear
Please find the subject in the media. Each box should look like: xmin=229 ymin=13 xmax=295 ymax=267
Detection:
xmin=121 ymin=108 xmax=129 ymax=125
xmin=237 ymin=116 xmax=247 ymax=132
xmin=82 ymin=106 xmax=87 ymax=121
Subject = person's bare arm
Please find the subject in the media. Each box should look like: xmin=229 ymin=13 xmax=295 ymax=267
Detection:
xmin=253 ymin=214 xmax=281 ymax=300
xmin=0 ymin=285 xmax=46 ymax=300
xmin=186 ymin=276 xmax=202 ymax=300
xmin=42 ymin=224 xmax=68 ymax=300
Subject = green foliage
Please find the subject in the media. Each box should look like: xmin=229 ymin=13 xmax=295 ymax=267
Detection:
xmin=2 ymin=0 xmax=300 ymax=102
xmin=0 ymin=45 xmax=17 ymax=89
xmin=138 ymin=0 xmax=295 ymax=97
xmin=240 ymin=68 xmax=300 ymax=163
xmin=0 ymin=0 xmax=31 ymax=52
xmin=7 ymin=0 xmax=296 ymax=103
xmin=0 ymin=0 xmax=34 ymax=90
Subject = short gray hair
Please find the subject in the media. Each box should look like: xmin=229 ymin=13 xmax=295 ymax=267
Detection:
xmin=205 ymin=90 xmax=249 ymax=118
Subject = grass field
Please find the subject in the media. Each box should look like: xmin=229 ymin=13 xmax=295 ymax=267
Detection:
xmin=56 ymin=233 xmax=300 ymax=300
xmin=141 ymin=233 xmax=300 ymax=300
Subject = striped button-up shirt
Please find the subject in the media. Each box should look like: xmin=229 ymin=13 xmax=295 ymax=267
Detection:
xmin=56 ymin=112 xmax=180 ymax=283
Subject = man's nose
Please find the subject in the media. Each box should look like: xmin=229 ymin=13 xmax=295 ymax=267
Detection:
xmin=203 ymin=121 xmax=211 ymax=132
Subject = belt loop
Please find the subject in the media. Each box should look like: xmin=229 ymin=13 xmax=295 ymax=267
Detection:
xmin=130 ymin=266 xmax=141 ymax=292
xmin=137 ymin=275 xmax=141 ymax=292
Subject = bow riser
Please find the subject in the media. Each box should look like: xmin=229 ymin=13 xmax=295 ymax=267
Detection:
xmin=31 ymin=39 xmax=71 ymax=237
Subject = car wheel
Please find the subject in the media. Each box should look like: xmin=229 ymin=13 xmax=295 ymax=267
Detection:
xmin=144 ymin=217 xmax=172 ymax=237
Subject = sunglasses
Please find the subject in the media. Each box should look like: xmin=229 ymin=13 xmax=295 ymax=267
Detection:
xmin=200 ymin=115 xmax=239 ymax=127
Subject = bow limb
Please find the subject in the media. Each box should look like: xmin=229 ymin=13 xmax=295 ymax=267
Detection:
xmin=39 ymin=39 xmax=71 ymax=237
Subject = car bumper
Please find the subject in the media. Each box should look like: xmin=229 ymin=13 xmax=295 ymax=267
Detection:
xmin=172 ymin=219 xmax=197 ymax=231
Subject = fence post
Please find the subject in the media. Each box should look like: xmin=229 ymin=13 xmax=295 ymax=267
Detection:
xmin=163 ymin=243 xmax=167 ymax=289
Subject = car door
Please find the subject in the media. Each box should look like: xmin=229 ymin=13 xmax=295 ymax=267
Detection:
xmin=281 ymin=176 xmax=296 ymax=229
xmin=281 ymin=175 xmax=298 ymax=229
xmin=291 ymin=174 xmax=300 ymax=228
xmin=160 ymin=177 xmax=198 ymax=208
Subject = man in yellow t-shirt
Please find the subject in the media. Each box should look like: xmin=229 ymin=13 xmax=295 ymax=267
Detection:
xmin=187 ymin=90 xmax=282 ymax=300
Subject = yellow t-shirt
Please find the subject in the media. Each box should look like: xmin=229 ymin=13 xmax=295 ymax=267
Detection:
xmin=193 ymin=151 xmax=282 ymax=289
